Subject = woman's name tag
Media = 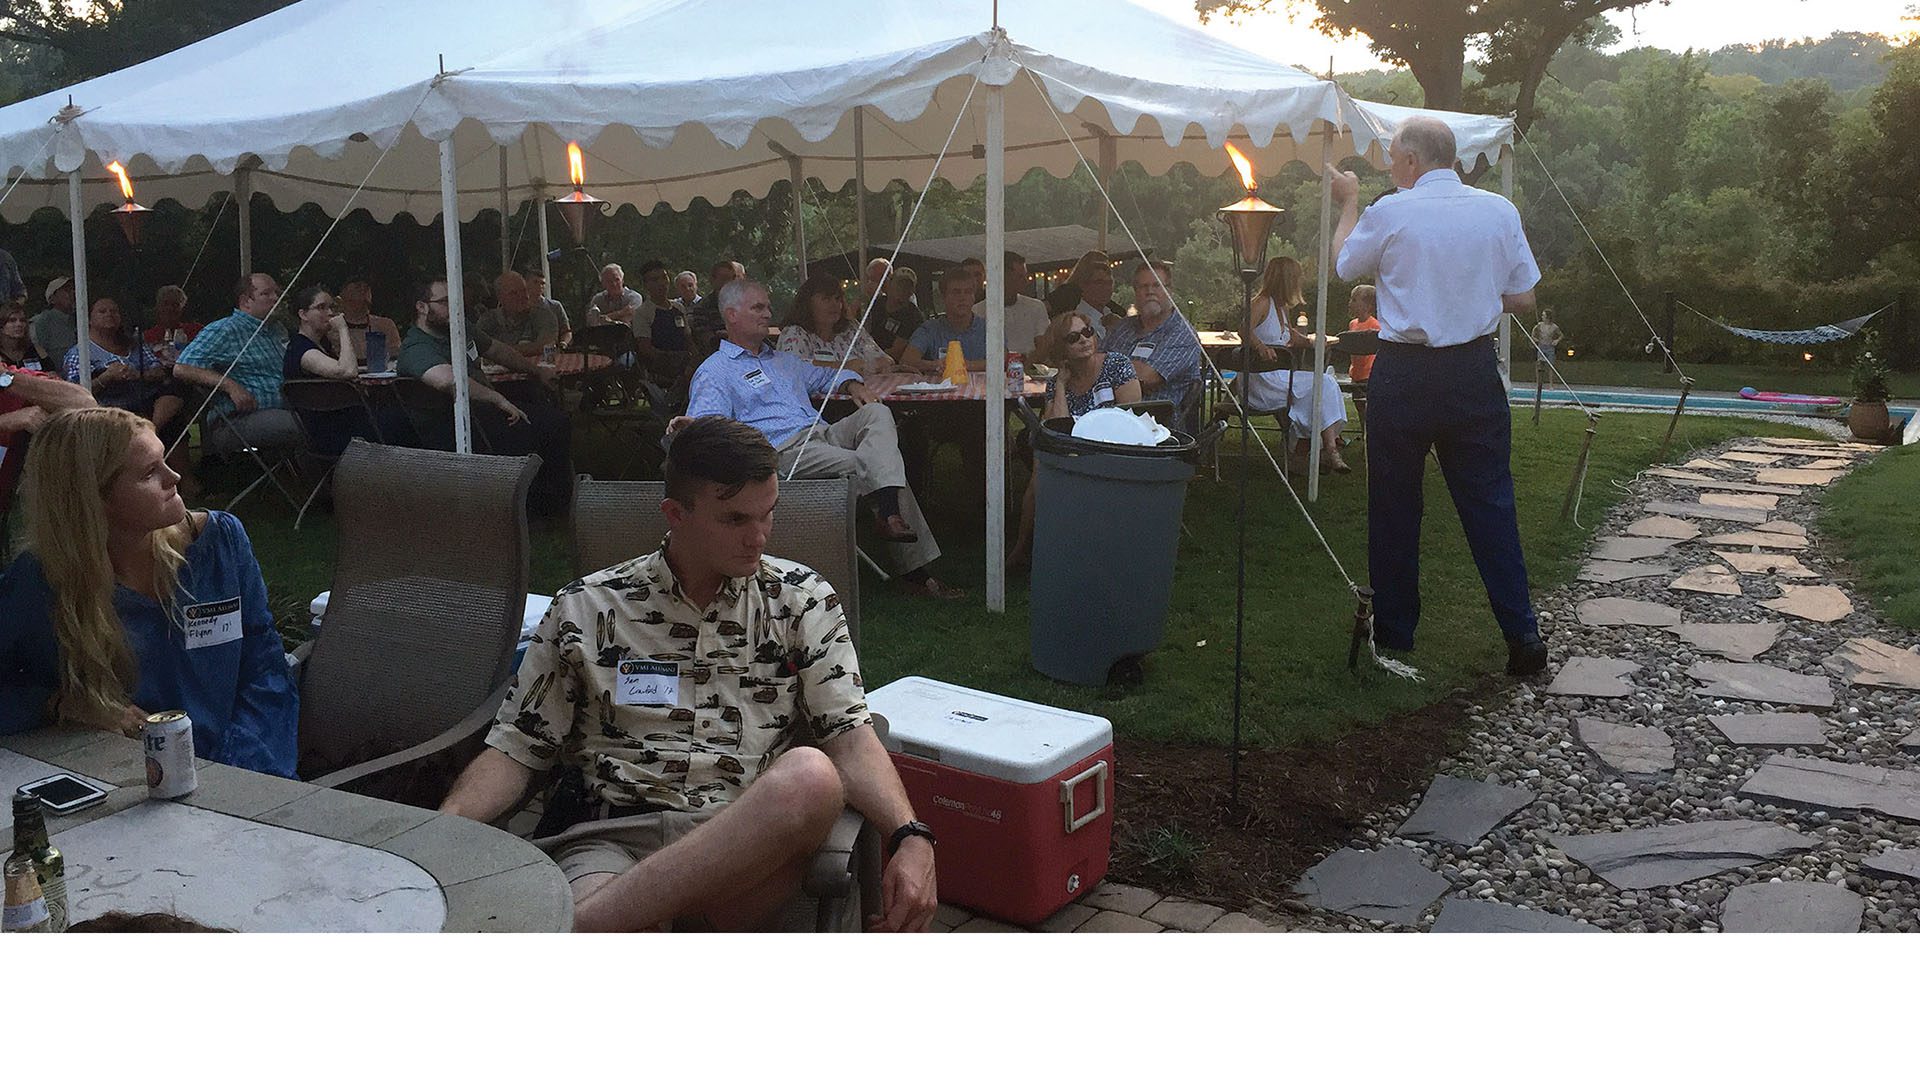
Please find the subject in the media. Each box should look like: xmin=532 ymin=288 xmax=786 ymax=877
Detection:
xmin=183 ymin=598 xmax=243 ymax=650
xmin=1092 ymin=385 xmax=1116 ymax=405
xmin=617 ymin=659 xmax=680 ymax=706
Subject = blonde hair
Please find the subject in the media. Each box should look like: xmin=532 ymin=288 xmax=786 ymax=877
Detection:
xmin=20 ymin=408 xmax=193 ymax=728
xmin=1349 ymin=284 xmax=1377 ymax=315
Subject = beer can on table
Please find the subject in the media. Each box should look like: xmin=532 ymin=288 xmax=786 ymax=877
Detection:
xmin=143 ymin=711 xmax=198 ymax=798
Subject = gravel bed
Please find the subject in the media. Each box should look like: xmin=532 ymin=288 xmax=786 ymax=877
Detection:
xmin=1267 ymin=435 xmax=1920 ymax=932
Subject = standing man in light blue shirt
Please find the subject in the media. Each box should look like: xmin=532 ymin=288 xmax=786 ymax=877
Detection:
xmin=1331 ymin=116 xmax=1547 ymax=677
xmin=676 ymin=279 xmax=959 ymax=598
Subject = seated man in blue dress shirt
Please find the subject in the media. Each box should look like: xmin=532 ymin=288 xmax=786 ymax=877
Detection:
xmin=672 ymin=279 xmax=960 ymax=599
xmin=1102 ymin=260 xmax=1203 ymax=431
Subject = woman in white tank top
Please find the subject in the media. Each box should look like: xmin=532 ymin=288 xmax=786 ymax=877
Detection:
xmin=1239 ymin=256 xmax=1349 ymax=473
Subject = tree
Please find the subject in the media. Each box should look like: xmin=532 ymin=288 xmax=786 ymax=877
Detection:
xmin=1199 ymin=1 xmax=1664 ymax=131
xmin=0 ymin=0 xmax=291 ymax=91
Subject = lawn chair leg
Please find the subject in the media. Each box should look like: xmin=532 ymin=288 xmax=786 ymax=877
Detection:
xmin=856 ymin=546 xmax=891 ymax=582
xmin=294 ymin=464 xmax=337 ymax=531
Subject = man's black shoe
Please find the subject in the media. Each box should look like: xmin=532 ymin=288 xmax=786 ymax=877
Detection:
xmin=1506 ymin=634 xmax=1549 ymax=677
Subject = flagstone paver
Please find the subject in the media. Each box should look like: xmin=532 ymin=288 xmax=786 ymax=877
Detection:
xmin=1591 ymin=536 xmax=1684 ymax=562
xmin=1293 ymin=846 xmax=1451 ymax=926
xmin=1577 ymin=598 xmax=1683 ymax=627
xmin=1545 ymin=657 xmax=1638 ymax=697
xmin=1670 ymin=564 xmax=1744 ymax=596
xmin=1708 ymin=712 xmax=1827 ymax=747
xmin=1649 ymin=473 xmax=1798 ymax=496
xmin=1700 ymin=529 xmax=1809 ymax=551
xmin=1720 ymin=452 xmax=1785 ymax=465
xmin=1393 ymin=774 xmax=1535 ymax=847
xmin=1760 ymin=585 xmax=1854 ymax=623
xmin=1624 ymin=515 xmax=1702 ymax=539
xmin=1756 ymin=468 xmax=1845 ymax=487
xmin=1861 ymin=849 xmax=1920 ymax=883
xmin=1575 ymin=717 xmax=1675 ymax=777
xmin=1205 ymin=912 xmax=1283 ymax=932
xmin=1687 ymin=661 xmax=1835 ymax=708
xmin=1670 ymin=623 xmax=1783 ymax=662
xmin=1719 ymin=882 xmax=1863 ymax=933
xmin=1822 ymin=638 xmax=1920 ymax=690
xmin=1701 ymin=492 xmax=1782 ymax=511
xmin=1549 ymin=820 xmax=1815 ymax=889
xmin=1580 ymin=560 xmax=1675 ymax=583
xmin=1083 ymin=880 xmax=1160 ymax=916
xmin=1715 ymin=551 xmax=1817 ymax=578
xmin=1642 ymin=500 xmax=1770 ymax=524
xmin=1740 ymin=754 xmax=1920 ymax=823
xmin=1753 ymin=521 xmax=1808 ymax=537
xmin=1678 ymin=458 xmax=1735 ymax=472
xmin=1429 ymin=899 xmax=1604 ymax=933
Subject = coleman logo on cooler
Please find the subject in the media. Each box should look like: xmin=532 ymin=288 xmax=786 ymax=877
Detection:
xmin=944 ymin=709 xmax=990 ymax=725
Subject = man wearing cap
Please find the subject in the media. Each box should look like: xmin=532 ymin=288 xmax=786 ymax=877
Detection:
xmin=1330 ymin=116 xmax=1547 ymax=677
xmin=29 ymin=278 xmax=77 ymax=361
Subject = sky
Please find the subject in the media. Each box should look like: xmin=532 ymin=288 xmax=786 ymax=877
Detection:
xmin=1136 ymin=0 xmax=1915 ymax=72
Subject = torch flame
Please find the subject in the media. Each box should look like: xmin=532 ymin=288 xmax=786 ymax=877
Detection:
xmin=567 ymin=142 xmax=585 ymax=188
xmin=1224 ymin=143 xmax=1256 ymax=193
xmin=107 ymin=160 xmax=135 ymax=201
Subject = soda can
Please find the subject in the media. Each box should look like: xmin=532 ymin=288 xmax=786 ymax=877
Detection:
xmin=1006 ymin=352 xmax=1025 ymax=385
xmin=143 ymin=711 xmax=198 ymax=799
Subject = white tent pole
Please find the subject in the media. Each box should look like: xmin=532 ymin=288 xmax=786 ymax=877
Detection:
xmin=439 ymin=137 xmax=473 ymax=454
xmin=66 ymin=170 xmax=90 ymax=391
xmin=1306 ymin=122 xmax=1332 ymax=499
xmin=1498 ymin=146 xmax=1515 ymax=393
xmin=234 ymin=166 xmax=253 ymax=278
xmin=984 ymin=79 xmax=1007 ymax=613
xmin=854 ymin=107 xmax=868 ymax=279
xmin=788 ymin=155 xmax=807 ymax=279
xmin=535 ymin=184 xmax=551 ymax=296
xmin=498 ymin=146 xmax=511 ymax=273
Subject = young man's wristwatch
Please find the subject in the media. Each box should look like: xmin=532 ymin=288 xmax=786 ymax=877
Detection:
xmin=887 ymin=820 xmax=936 ymax=856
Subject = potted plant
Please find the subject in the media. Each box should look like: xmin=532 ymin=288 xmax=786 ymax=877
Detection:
xmin=1848 ymin=353 xmax=1891 ymax=441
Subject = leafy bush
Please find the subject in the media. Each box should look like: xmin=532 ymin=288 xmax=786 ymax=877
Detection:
xmin=1851 ymin=354 xmax=1891 ymax=403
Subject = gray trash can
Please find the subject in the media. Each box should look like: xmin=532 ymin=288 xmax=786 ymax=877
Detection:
xmin=1025 ymin=406 xmax=1223 ymax=686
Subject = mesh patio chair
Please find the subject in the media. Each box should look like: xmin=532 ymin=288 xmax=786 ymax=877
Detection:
xmin=292 ymin=440 xmax=539 ymax=807
xmin=568 ymin=474 xmax=881 ymax=932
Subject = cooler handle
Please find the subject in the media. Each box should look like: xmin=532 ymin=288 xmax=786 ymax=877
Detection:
xmin=1059 ymin=760 xmax=1108 ymax=834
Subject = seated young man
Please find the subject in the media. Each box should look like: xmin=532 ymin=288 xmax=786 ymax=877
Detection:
xmin=438 ymin=416 xmax=939 ymax=932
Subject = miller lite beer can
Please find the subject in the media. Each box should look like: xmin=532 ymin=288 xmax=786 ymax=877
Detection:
xmin=143 ymin=711 xmax=198 ymax=799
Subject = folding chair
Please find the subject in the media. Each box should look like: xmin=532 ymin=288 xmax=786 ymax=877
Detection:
xmin=200 ymin=407 xmax=306 ymax=512
xmin=281 ymin=378 xmax=388 ymax=530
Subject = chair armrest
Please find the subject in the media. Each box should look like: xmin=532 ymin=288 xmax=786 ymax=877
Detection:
xmin=803 ymin=807 xmax=867 ymax=900
xmin=305 ymin=683 xmax=511 ymax=792
xmin=286 ymin=640 xmax=313 ymax=686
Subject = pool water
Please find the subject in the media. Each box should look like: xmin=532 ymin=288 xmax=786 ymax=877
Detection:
xmin=1511 ymin=386 xmax=1917 ymax=424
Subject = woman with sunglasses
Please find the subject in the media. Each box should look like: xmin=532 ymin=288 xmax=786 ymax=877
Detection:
xmin=1007 ymin=310 xmax=1140 ymax=569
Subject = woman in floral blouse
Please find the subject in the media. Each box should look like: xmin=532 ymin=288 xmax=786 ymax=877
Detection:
xmin=777 ymin=273 xmax=892 ymax=377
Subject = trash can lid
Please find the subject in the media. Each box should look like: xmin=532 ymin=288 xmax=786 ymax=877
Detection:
xmin=866 ymin=677 xmax=1113 ymax=784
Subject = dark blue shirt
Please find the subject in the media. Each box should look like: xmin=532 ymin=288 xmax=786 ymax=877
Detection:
xmin=0 ymin=511 xmax=300 ymax=777
xmin=649 ymin=304 xmax=689 ymax=352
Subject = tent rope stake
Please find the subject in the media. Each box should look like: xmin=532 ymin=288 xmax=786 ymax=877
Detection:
xmin=1560 ymin=415 xmax=1597 ymax=525
xmin=1658 ymin=375 xmax=1695 ymax=461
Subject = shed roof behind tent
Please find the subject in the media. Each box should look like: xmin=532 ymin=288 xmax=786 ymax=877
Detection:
xmin=805 ymin=224 xmax=1148 ymax=282
xmin=0 ymin=0 xmax=1370 ymax=224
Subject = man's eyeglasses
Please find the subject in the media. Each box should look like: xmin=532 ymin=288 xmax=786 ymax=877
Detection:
xmin=426 ymin=296 xmax=450 ymax=307
xmin=1064 ymin=327 xmax=1099 ymax=343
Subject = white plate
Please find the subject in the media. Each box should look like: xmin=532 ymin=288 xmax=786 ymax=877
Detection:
xmin=359 ymin=371 xmax=399 ymax=380
xmin=893 ymin=381 xmax=957 ymax=393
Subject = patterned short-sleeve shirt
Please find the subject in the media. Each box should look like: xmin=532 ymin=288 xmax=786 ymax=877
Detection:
xmin=483 ymin=543 xmax=870 ymax=813
xmin=1045 ymin=353 xmax=1139 ymax=417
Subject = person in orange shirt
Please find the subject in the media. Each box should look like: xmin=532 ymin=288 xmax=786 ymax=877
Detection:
xmin=1345 ymin=284 xmax=1379 ymax=383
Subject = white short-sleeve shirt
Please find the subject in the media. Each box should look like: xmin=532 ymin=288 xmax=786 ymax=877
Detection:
xmin=1335 ymin=170 xmax=1540 ymax=348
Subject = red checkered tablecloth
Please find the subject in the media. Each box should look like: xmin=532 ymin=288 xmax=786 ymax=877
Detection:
xmin=844 ymin=372 xmax=1046 ymax=402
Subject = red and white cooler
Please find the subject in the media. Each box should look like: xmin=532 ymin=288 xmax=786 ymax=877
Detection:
xmin=867 ymin=676 xmax=1114 ymax=926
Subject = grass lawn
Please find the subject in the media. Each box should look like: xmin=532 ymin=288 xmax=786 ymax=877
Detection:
xmin=1544 ymin=358 xmax=1920 ymax=400
xmin=218 ymin=406 xmax=1811 ymax=752
xmin=1819 ymin=443 xmax=1920 ymax=631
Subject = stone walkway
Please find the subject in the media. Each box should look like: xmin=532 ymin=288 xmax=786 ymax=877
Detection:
xmin=1273 ymin=434 xmax=1920 ymax=932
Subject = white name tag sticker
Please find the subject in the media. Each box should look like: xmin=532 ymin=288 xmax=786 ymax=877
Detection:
xmin=465 ymin=342 xmax=480 ymax=365
xmin=1092 ymin=385 xmax=1116 ymax=405
xmin=616 ymin=659 xmax=680 ymax=707
xmin=743 ymin=367 xmax=771 ymax=389
xmin=183 ymin=597 xmax=243 ymax=650
xmin=1130 ymin=343 xmax=1156 ymax=360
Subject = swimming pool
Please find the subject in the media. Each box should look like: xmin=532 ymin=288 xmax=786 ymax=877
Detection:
xmin=1511 ymin=386 xmax=1918 ymax=424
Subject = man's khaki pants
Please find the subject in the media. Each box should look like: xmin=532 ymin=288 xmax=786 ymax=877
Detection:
xmin=777 ymin=403 xmax=940 ymax=575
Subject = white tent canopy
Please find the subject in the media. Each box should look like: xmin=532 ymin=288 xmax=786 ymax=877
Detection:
xmin=0 ymin=0 xmax=1509 ymax=223
xmin=0 ymin=0 xmax=1516 ymax=613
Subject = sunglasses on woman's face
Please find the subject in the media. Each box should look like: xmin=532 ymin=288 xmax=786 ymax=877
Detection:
xmin=1065 ymin=327 xmax=1099 ymax=343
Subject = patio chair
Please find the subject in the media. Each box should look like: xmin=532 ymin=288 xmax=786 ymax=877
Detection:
xmin=292 ymin=440 xmax=538 ymax=807
xmin=281 ymin=378 xmax=387 ymax=530
xmin=388 ymin=375 xmax=494 ymax=453
xmin=568 ymin=474 xmax=881 ymax=932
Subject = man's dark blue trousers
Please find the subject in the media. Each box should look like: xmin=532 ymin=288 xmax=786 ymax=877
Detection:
xmin=1364 ymin=335 xmax=1538 ymax=651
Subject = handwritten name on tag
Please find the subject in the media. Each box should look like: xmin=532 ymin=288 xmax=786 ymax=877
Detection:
xmin=616 ymin=659 xmax=680 ymax=707
xmin=183 ymin=597 xmax=242 ymax=650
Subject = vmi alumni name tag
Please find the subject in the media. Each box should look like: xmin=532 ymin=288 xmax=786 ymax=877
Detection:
xmin=616 ymin=659 xmax=680 ymax=706
xmin=184 ymin=597 xmax=243 ymax=650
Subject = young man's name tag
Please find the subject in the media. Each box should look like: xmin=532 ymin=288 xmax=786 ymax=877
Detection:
xmin=183 ymin=597 xmax=243 ymax=650
xmin=616 ymin=659 xmax=680 ymax=706
xmin=1092 ymin=385 xmax=1116 ymax=405
xmin=1130 ymin=342 xmax=1156 ymax=360
xmin=742 ymin=367 xmax=772 ymax=389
